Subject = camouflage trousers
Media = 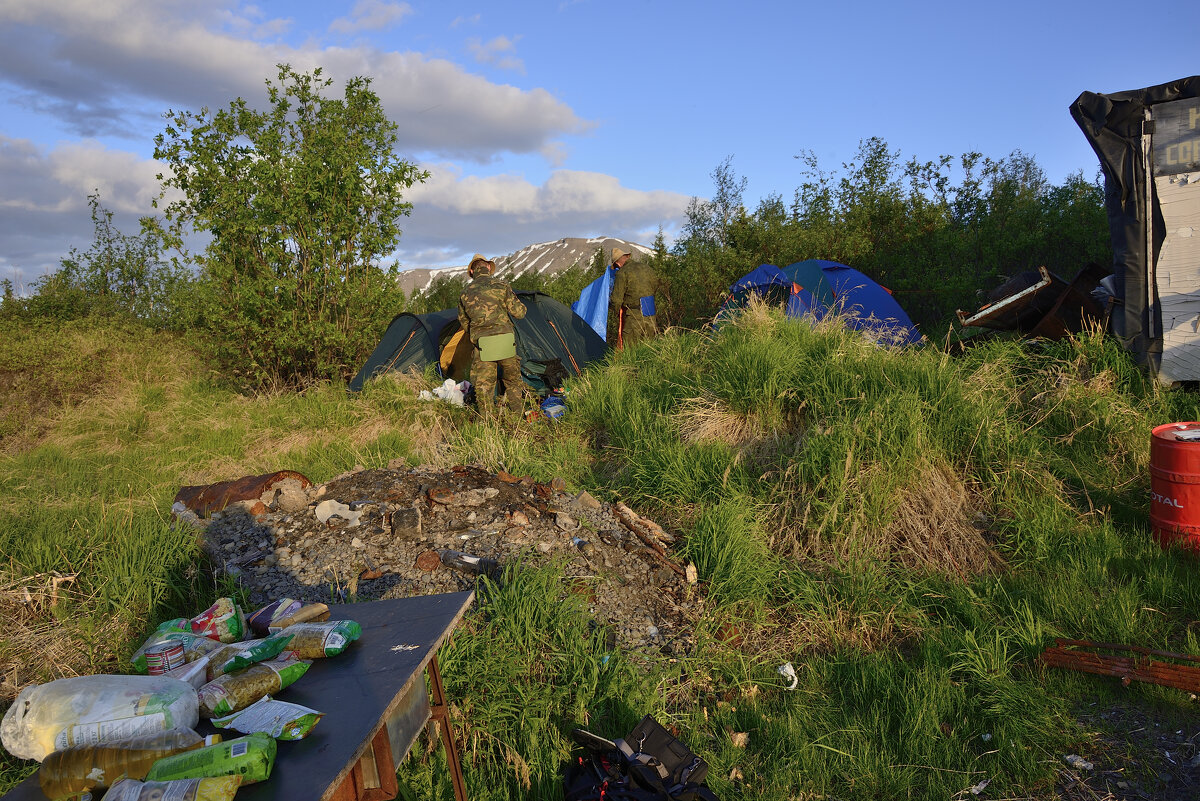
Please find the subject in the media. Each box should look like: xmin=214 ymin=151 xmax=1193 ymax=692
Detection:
xmin=471 ymin=353 xmax=524 ymax=414
xmin=620 ymin=313 xmax=660 ymax=348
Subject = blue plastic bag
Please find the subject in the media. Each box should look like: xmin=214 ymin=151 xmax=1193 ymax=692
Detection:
xmin=540 ymin=396 xmax=566 ymax=421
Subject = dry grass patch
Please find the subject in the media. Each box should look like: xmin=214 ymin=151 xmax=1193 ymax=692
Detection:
xmin=770 ymin=462 xmax=1002 ymax=581
xmin=884 ymin=463 xmax=1003 ymax=578
xmin=0 ymin=571 xmax=133 ymax=704
xmin=705 ymin=597 xmax=920 ymax=660
xmin=677 ymin=394 xmax=767 ymax=450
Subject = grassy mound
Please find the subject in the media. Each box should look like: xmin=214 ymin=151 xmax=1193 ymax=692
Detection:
xmin=2 ymin=310 xmax=1197 ymax=799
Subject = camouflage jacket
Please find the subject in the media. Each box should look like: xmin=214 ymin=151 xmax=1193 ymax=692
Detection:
xmin=609 ymin=261 xmax=664 ymax=318
xmin=458 ymin=273 xmax=526 ymax=343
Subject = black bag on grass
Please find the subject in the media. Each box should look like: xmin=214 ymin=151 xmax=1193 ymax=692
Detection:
xmin=562 ymin=715 xmax=718 ymax=801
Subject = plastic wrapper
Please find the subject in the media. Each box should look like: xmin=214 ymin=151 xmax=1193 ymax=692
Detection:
xmin=211 ymin=696 xmax=324 ymax=741
xmin=267 ymin=603 xmax=330 ymax=632
xmin=197 ymin=659 xmax=311 ymax=718
xmin=163 ymin=657 xmax=211 ymax=690
xmin=38 ymin=728 xmax=215 ymax=799
xmin=102 ymin=775 xmax=241 ymax=801
xmin=246 ymin=598 xmax=301 ymax=637
xmin=160 ymin=598 xmax=246 ymax=643
xmin=1 ymin=675 xmax=199 ymax=763
xmin=130 ymin=632 xmax=223 ymax=675
xmin=205 ymin=634 xmax=292 ymax=682
xmin=145 ymin=732 xmax=276 ymax=785
xmin=278 ymin=620 xmax=361 ymax=659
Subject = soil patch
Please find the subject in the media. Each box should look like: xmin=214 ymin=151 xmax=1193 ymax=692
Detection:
xmin=192 ymin=464 xmax=703 ymax=656
xmin=1061 ymin=695 xmax=1200 ymax=800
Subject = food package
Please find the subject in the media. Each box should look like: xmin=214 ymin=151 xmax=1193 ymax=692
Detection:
xmin=197 ymin=659 xmax=312 ymax=718
xmin=246 ymin=598 xmax=302 ymax=637
xmin=204 ymin=634 xmax=292 ymax=682
xmin=1 ymin=675 xmax=199 ymax=763
xmin=145 ymin=732 xmax=276 ymax=785
xmin=102 ymin=775 xmax=241 ymax=801
xmin=130 ymin=631 xmax=224 ymax=674
xmin=163 ymin=598 xmax=246 ymax=643
xmin=162 ymin=656 xmax=211 ymax=690
xmin=211 ymin=696 xmax=324 ymax=741
xmin=38 ymin=728 xmax=216 ymax=799
xmin=267 ymin=603 xmax=330 ymax=632
xmin=277 ymin=620 xmax=361 ymax=659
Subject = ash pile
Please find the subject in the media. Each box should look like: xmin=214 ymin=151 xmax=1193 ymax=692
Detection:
xmin=180 ymin=464 xmax=702 ymax=656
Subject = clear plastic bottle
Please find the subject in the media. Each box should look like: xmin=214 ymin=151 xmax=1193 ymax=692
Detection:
xmin=38 ymin=727 xmax=219 ymax=799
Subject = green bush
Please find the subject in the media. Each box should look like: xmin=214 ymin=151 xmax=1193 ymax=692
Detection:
xmin=153 ymin=64 xmax=427 ymax=388
xmin=660 ymin=141 xmax=1111 ymax=332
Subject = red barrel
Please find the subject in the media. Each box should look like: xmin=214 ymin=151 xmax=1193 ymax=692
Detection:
xmin=1150 ymin=422 xmax=1200 ymax=550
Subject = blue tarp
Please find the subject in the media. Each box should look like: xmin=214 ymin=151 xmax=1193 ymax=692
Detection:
xmin=572 ymin=266 xmax=616 ymax=341
xmin=718 ymin=260 xmax=923 ymax=346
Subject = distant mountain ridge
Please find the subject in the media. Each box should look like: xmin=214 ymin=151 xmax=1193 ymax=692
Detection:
xmin=397 ymin=236 xmax=653 ymax=295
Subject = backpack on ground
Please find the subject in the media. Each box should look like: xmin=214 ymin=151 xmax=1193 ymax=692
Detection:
xmin=562 ymin=715 xmax=719 ymax=801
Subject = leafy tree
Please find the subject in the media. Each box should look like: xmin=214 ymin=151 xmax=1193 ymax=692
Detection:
xmin=153 ymin=64 xmax=428 ymax=387
xmin=661 ymin=141 xmax=1110 ymax=331
xmin=2 ymin=192 xmax=190 ymax=325
xmin=59 ymin=192 xmax=192 ymax=325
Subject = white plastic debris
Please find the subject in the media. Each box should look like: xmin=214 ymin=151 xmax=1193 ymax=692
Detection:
xmin=777 ymin=662 xmax=799 ymax=691
xmin=420 ymin=379 xmax=470 ymax=406
xmin=969 ymin=779 xmax=990 ymax=795
xmin=314 ymin=499 xmax=362 ymax=527
xmin=1063 ymin=754 xmax=1093 ymax=771
xmin=980 ymin=733 xmax=992 ymax=742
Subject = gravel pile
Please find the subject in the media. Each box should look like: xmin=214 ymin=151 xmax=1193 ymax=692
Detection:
xmin=192 ymin=463 xmax=702 ymax=655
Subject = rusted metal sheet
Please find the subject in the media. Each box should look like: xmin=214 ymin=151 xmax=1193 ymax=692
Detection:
xmin=958 ymin=266 xmax=1063 ymax=330
xmin=174 ymin=470 xmax=312 ymax=517
xmin=1040 ymin=638 xmax=1200 ymax=694
xmin=958 ymin=264 xmax=1109 ymax=339
xmin=1028 ymin=263 xmax=1110 ymax=339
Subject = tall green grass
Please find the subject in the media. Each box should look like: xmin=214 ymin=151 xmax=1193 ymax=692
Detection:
xmin=3 ymin=311 xmax=1199 ymax=799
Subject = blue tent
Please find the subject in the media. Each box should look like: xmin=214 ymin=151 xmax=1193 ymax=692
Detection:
xmin=718 ymin=260 xmax=923 ymax=346
xmin=572 ymin=266 xmax=616 ymax=340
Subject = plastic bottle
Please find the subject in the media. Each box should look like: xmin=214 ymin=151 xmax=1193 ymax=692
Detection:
xmin=38 ymin=727 xmax=219 ymax=799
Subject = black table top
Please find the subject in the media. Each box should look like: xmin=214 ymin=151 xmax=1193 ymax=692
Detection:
xmin=2 ymin=590 xmax=475 ymax=801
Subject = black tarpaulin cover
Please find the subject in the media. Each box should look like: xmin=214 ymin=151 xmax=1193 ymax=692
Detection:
xmin=1070 ymin=76 xmax=1200 ymax=369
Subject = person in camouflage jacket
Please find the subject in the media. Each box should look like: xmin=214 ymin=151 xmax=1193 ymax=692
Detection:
xmin=458 ymin=254 xmax=527 ymax=415
xmin=608 ymin=247 xmax=663 ymax=348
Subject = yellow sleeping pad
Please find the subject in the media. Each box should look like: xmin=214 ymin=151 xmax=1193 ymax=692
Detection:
xmin=439 ymin=329 xmax=474 ymax=379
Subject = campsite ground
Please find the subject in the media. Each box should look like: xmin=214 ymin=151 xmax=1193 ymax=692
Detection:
xmin=3 ymin=310 xmax=1200 ymax=801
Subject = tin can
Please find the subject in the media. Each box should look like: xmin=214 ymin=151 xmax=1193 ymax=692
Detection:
xmin=144 ymin=640 xmax=186 ymax=674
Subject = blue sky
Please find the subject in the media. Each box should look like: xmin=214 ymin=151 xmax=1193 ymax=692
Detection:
xmin=0 ymin=0 xmax=1195 ymax=290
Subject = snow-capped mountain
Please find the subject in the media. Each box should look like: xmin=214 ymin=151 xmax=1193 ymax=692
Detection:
xmin=397 ymin=236 xmax=653 ymax=295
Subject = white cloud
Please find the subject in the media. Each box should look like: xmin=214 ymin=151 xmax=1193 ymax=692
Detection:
xmin=0 ymin=1 xmax=585 ymax=158
xmin=0 ymin=137 xmax=685 ymax=282
xmin=329 ymin=0 xmax=412 ymax=34
xmin=0 ymin=135 xmax=173 ymax=289
xmin=450 ymin=14 xmax=481 ymax=28
xmin=467 ymin=35 xmax=525 ymax=74
xmin=395 ymin=163 xmax=687 ymax=267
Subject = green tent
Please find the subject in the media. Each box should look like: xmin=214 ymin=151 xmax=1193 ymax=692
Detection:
xmin=349 ymin=291 xmax=609 ymax=392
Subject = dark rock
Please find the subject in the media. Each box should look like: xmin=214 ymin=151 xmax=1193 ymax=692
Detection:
xmin=390 ymin=507 xmax=422 ymax=538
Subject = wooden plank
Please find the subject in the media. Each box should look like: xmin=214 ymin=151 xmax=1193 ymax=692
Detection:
xmin=0 ymin=591 xmax=475 ymax=801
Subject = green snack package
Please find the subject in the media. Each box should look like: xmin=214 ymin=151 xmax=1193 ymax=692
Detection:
xmin=197 ymin=658 xmax=312 ymax=718
xmin=144 ymin=732 xmax=276 ymax=786
xmin=211 ymin=695 xmax=324 ymax=741
xmin=206 ymin=633 xmax=293 ymax=681
xmin=278 ymin=620 xmax=362 ymax=659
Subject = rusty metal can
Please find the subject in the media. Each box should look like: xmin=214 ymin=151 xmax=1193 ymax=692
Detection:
xmin=144 ymin=640 xmax=186 ymax=675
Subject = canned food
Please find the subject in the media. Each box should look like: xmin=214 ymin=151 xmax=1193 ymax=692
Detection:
xmin=144 ymin=640 xmax=186 ymax=674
